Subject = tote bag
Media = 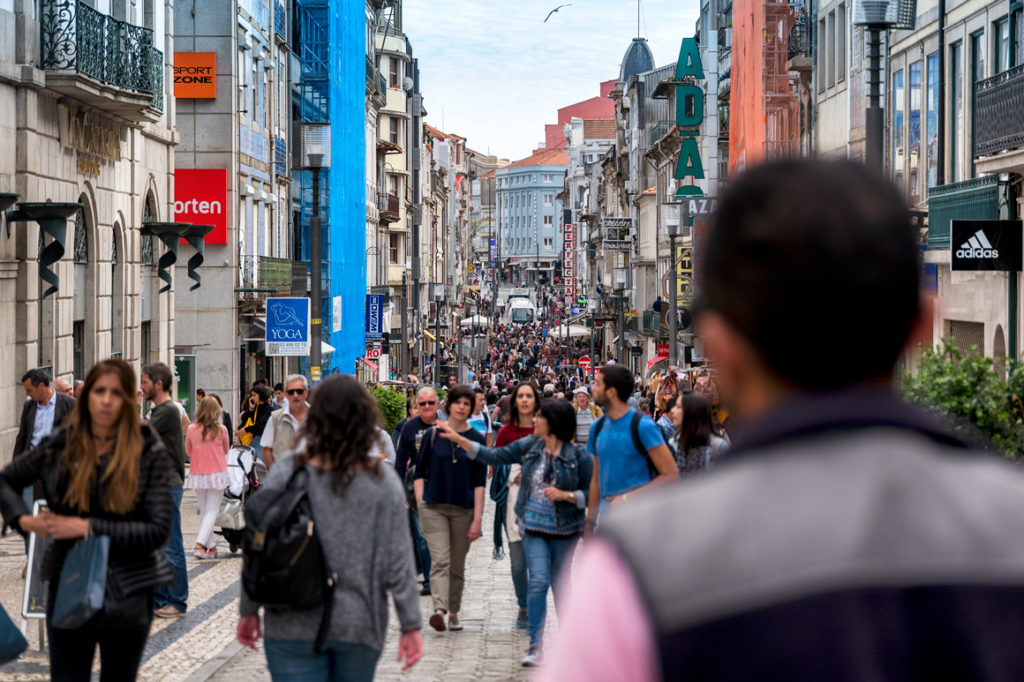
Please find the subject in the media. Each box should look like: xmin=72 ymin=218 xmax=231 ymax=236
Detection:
xmin=51 ymin=535 xmax=110 ymax=630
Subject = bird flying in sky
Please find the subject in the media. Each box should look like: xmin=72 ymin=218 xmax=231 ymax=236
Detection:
xmin=544 ymin=3 xmax=572 ymax=22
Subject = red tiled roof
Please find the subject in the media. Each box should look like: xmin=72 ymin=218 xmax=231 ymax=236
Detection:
xmin=479 ymin=170 xmax=496 ymax=179
xmin=503 ymin=148 xmax=569 ymax=169
xmin=583 ymin=119 xmax=616 ymax=140
xmin=641 ymin=186 xmax=656 ymax=195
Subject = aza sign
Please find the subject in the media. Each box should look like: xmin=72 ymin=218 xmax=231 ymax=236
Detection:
xmin=951 ymin=221 xmax=1022 ymax=272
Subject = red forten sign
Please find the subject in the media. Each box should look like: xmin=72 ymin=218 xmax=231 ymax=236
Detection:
xmin=174 ymin=169 xmax=228 ymax=244
xmin=578 ymin=355 xmax=591 ymax=374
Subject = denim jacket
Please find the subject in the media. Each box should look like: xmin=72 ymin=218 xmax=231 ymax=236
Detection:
xmin=469 ymin=435 xmax=593 ymax=535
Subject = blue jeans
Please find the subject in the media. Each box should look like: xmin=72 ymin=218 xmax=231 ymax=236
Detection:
xmin=153 ymin=486 xmax=188 ymax=611
xmin=508 ymin=540 xmax=528 ymax=609
xmin=409 ymin=508 xmax=431 ymax=586
xmin=522 ymin=531 xmax=580 ymax=647
xmin=265 ymin=639 xmax=381 ymax=682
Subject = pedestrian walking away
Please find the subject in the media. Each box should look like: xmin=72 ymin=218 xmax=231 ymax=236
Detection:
xmin=438 ymin=397 xmax=593 ymax=667
xmin=413 ymin=385 xmax=487 ymax=633
xmin=185 ymin=396 xmax=231 ymax=559
xmin=0 ymin=358 xmax=173 ymax=682
xmin=237 ymin=375 xmax=423 ymax=680
xmin=142 ymin=361 xmax=190 ymax=619
xmin=541 ymin=159 xmax=1024 ymax=682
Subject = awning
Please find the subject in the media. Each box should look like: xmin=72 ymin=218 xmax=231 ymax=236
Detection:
xmin=360 ymin=357 xmax=377 ymax=370
xmin=647 ymin=354 xmax=669 ymax=371
xmin=423 ymin=329 xmax=436 ymax=342
xmin=322 ymin=340 xmax=336 ymax=355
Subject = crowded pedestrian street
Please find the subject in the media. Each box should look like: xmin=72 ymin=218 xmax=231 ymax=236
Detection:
xmin=8 ymin=0 xmax=1024 ymax=679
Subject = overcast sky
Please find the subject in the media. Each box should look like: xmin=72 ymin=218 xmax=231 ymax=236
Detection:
xmin=402 ymin=0 xmax=701 ymax=162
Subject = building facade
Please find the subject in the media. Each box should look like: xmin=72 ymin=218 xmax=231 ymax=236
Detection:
xmin=1 ymin=0 xmax=176 ymax=460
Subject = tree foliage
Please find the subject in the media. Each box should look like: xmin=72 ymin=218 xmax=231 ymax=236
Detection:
xmin=371 ymin=386 xmax=407 ymax=435
xmin=899 ymin=339 xmax=1024 ymax=460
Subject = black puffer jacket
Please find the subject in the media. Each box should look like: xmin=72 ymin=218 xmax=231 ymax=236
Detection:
xmin=0 ymin=426 xmax=173 ymax=582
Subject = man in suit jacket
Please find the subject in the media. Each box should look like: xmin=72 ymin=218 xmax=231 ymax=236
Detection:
xmin=12 ymin=368 xmax=76 ymax=562
xmin=13 ymin=368 xmax=76 ymax=460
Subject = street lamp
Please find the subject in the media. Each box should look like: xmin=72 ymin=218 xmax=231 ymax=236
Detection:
xmin=853 ymin=0 xmax=916 ymax=172
xmin=297 ymin=122 xmax=331 ymax=385
xmin=613 ymin=266 xmax=629 ymax=364
xmin=432 ymin=282 xmax=444 ymax=387
xmin=661 ymin=201 xmax=686 ymax=367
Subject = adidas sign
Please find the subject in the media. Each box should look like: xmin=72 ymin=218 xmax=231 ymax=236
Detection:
xmin=955 ymin=229 xmax=999 ymax=259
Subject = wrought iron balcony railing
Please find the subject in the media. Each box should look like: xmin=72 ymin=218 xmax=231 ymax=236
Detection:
xmin=41 ymin=0 xmax=164 ymax=112
xmin=650 ymin=120 xmax=674 ymax=147
xmin=975 ymin=64 xmax=1024 ymax=158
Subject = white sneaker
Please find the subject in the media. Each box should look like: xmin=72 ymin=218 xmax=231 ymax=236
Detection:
xmin=521 ymin=644 xmax=542 ymax=667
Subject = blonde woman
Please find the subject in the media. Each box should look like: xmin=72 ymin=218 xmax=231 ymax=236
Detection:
xmin=185 ymin=397 xmax=230 ymax=558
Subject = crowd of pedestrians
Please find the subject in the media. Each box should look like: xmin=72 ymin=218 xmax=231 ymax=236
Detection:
xmin=11 ymin=159 xmax=1024 ymax=681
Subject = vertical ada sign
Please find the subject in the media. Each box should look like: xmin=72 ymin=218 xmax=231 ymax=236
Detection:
xmin=175 ymin=169 xmax=228 ymax=244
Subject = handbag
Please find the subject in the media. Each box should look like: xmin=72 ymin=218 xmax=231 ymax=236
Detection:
xmin=0 ymin=603 xmax=27 ymax=663
xmin=51 ymin=535 xmax=110 ymax=630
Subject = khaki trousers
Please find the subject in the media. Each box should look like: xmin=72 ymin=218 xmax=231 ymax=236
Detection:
xmin=419 ymin=503 xmax=474 ymax=614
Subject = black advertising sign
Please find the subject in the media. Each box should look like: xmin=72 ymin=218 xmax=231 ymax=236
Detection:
xmin=951 ymin=220 xmax=1023 ymax=271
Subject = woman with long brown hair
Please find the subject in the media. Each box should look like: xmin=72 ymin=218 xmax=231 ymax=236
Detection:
xmin=0 ymin=358 xmax=173 ymax=681
xmin=185 ymin=396 xmax=230 ymax=559
xmin=237 ymin=375 xmax=422 ymax=679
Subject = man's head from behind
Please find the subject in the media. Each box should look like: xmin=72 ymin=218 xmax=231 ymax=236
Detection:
xmin=697 ymin=160 xmax=920 ymax=417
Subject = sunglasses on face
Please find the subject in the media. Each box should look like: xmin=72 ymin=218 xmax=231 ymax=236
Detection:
xmin=286 ymin=388 xmax=306 ymax=396
xmin=419 ymin=400 xmax=437 ymax=406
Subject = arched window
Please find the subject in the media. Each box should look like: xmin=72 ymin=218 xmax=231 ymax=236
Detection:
xmin=142 ymin=197 xmax=155 ymax=265
xmin=73 ymin=209 xmax=88 ymax=264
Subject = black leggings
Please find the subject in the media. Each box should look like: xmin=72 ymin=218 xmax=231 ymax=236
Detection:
xmin=46 ymin=585 xmax=152 ymax=681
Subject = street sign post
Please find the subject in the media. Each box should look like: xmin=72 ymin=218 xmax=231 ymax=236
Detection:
xmin=266 ymin=297 xmax=311 ymax=356
xmin=578 ymin=355 xmax=592 ymax=377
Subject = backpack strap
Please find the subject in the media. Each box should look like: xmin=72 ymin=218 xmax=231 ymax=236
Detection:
xmin=630 ymin=411 xmax=657 ymax=480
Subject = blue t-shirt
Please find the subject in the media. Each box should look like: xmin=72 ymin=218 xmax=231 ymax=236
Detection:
xmin=587 ymin=408 xmax=664 ymax=497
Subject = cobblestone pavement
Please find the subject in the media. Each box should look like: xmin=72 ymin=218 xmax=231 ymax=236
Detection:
xmin=0 ymin=481 xmax=553 ymax=681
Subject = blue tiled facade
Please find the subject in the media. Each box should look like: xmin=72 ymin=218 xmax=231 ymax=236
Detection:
xmin=293 ymin=0 xmax=366 ymax=376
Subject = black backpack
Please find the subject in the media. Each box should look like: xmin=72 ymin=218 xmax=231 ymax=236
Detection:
xmin=242 ymin=464 xmax=338 ymax=652
xmin=592 ymin=411 xmax=664 ymax=480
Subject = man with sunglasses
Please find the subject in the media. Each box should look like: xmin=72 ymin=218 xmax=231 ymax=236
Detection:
xmin=261 ymin=374 xmax=310 ymax=468
xmin=395 ymin=386 xmax=442 ymax=596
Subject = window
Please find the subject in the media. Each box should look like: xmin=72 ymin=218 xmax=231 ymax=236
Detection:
xmin=543 ymin=215 xmax=553 ymax=226
xmin=908 ymin=61 xmax=921 ymax=203
xmin=389 ymin=117 xmax=399 ymax=144
xmin=543 ymin=174 xmax=553 ymax=182
xmin=827 ymin=11 xmax=836 ymax=87
xmin=1015 ymin=8 xmax=1023 ymax=66
xmin=892 ymin=68 xmax=904 ymax=186
xmin=995 ymin=17 xmax=1009 ymax=74
xmin=818 ymin=17 xmax=827 ymax=91
xmin=951 ymin=41 xmax=963 ymax=182
xmin=543 ymin=238 xmax=553 ymax=248
xmin=544 ymin=194 xmax=553 ymax=206
xmin=926 ymin=52 xmax=939 ymax=188
xmin=389 ymin=233 xmax=400 ymax=263
xmin=971 ymin=32 xmax=985 ymax=178
xmin=837 ymin=4 xmax=846 ymax=81
xmin=389 ymin=57 xmax=399 ymax=88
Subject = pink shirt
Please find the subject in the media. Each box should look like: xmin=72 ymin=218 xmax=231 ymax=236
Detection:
xmin=185 ymin=423 xmax=229 ymax=475
xmin=535 ymin=539 xmax=657 ymax=682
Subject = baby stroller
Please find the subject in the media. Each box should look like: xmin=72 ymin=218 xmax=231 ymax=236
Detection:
xmin=215 ymin=445 xmax=267 ymax=553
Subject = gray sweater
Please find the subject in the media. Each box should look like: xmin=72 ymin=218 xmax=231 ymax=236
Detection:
xmin=240 ymin=454 xmax=421 ymax=650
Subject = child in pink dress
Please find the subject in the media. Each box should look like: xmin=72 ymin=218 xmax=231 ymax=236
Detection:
xmin=185 ymin=397 xmax=230 ymax=558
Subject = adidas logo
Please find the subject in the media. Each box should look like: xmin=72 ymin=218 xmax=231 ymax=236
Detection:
xmin=956 ymin=230 xmax=999 ymax=259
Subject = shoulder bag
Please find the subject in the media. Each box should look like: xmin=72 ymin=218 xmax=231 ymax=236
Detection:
xmin=51 ymin=534 xmax=110 ymax=629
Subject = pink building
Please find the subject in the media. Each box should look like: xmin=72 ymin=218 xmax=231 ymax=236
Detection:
xmin=535 ymin=79 xmax=617 ymax=153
